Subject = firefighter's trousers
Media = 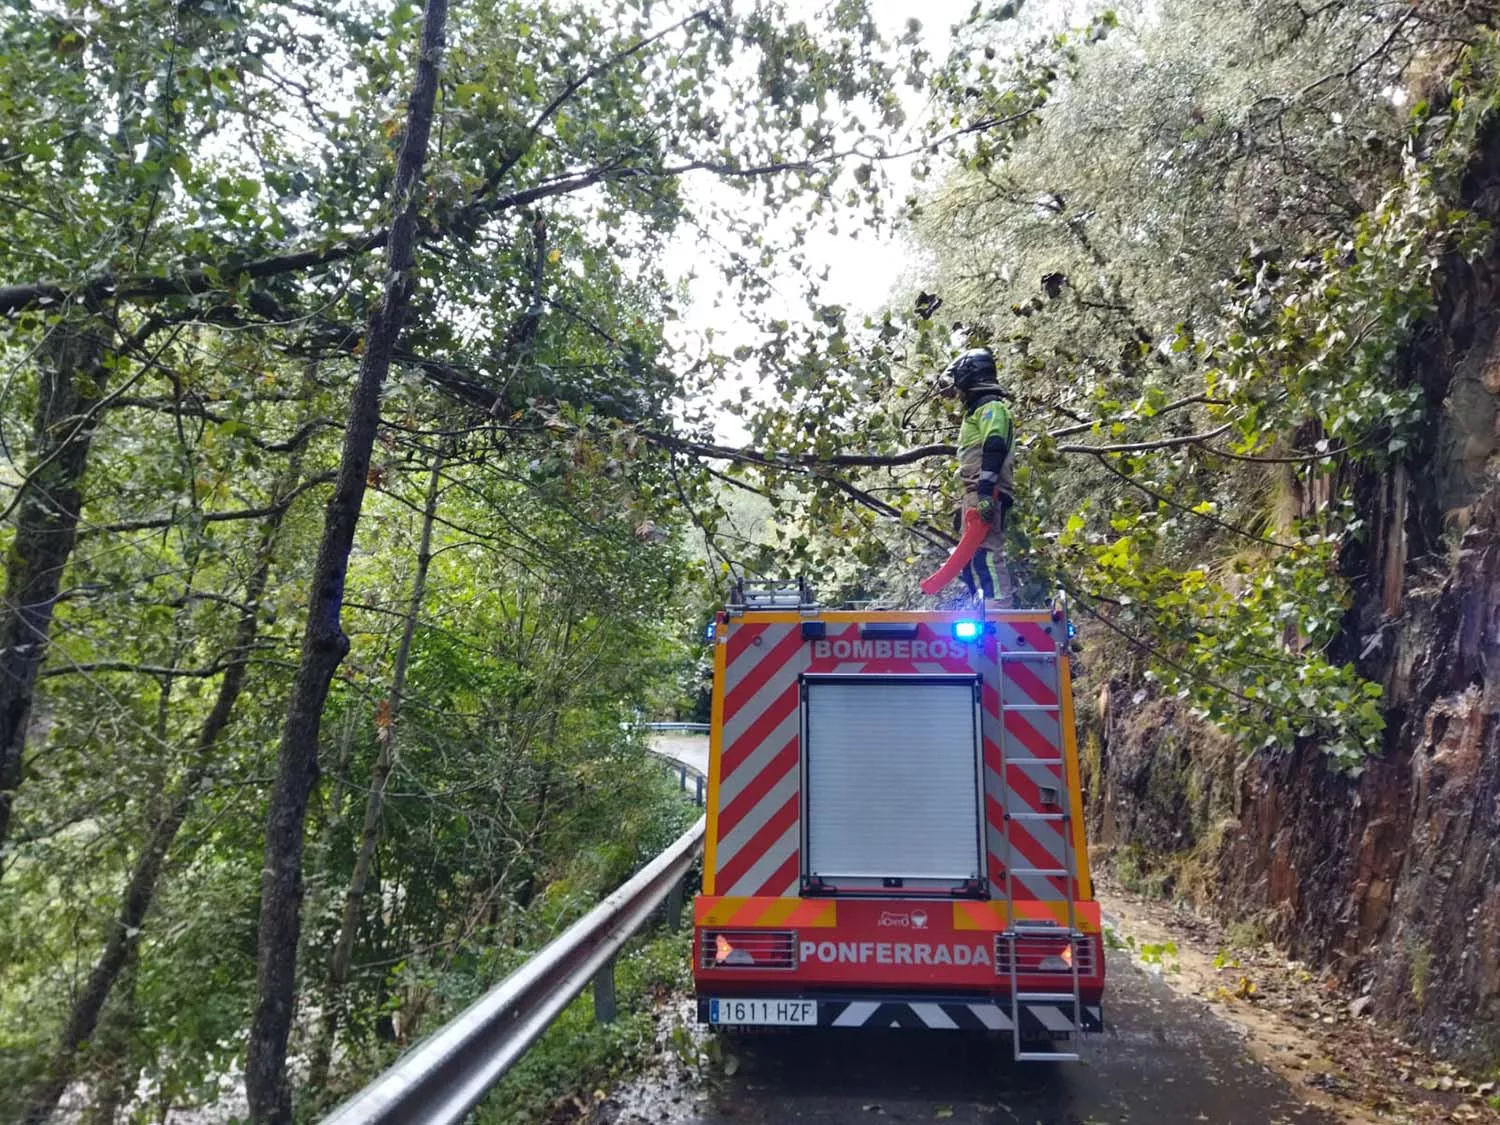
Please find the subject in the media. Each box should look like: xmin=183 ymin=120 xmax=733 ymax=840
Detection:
xmin=960 ymin=494 xmax=1014 ymax=607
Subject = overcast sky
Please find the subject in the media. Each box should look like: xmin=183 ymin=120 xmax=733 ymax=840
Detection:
xmin=663 ymin=0 xmax=976 ymax=441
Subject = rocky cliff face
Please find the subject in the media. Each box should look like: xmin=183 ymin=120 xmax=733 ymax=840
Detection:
xmin=1088 ymin=128 xmax=1500 ymax=1065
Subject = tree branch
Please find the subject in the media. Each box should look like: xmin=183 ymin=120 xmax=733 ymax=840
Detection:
xmin=819 ymin=474 xmax=954 ymax=550
xmin=1087 ymin=451 xmax=1293 ymax=549
xmin=81 ymin=471 xmax=335 ymax=536
xmin=109 ymin=398 xmax=337 ymax=454
xmin=0 ymin=129 xmax=962 ymax=318
xmin=476 ymin=10 xmax=712 ymax=199
xmin=1056 ymin=423 xmax=1235 ymax=455
xmin=1046 ymin=393 xmax=1228 ymax=438
xmin=39 ymin=657 xmax=251 ymax=679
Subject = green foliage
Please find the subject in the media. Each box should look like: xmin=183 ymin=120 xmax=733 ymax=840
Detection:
xmin=726 ymin=4 xmax=1500 ymax=773
xmin=1137 ymin=940 xmax=1180 ymax=973
xmin=1057 ymin=507 xmax=1386 ymax=769
xmin=1038 ymin=48 xmax=1498 ymax=768
xmin=0 ymin=0 xmax=945 ymax=1112
xmin=1101 ymin=924 xmax=1180 ymax=972
xmin=475 ymin=928 xmax=693 ymax=1125
xmin=6 ymin=0 xmax=1500 ymax=1114
xmin=1212 ymin=948 xmax=1242 ymax=970
xmin=1112 ymin=843 xmax=1170 ymax=899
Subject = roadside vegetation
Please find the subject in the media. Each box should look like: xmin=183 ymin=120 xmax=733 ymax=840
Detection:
xmin=4 ymin=0 xmax=1500 ymax=1118
xmin=478 ymin=926 xmax=695 ymax=1125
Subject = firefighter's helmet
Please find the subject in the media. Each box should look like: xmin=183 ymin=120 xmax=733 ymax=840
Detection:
xmin=945 ymin=348 xmax=999 ymax=394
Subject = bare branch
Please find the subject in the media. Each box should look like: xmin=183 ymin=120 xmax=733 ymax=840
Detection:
xmin=81 ymin=471 xmax=335 ymax=536
xmin=1056 ymin=423 xmax=1235 ymax=455
xmin=476 ymin=10 xmax=712 ymax=199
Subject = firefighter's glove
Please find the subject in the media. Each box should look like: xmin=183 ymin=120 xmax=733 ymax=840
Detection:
xmin=976 ymin=496 xmax=997 ymax=523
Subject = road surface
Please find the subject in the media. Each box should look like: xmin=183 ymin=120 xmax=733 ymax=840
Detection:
xmin=603 ymin=952 xmax=1333 ymax=1125
xmin=129 ymin=739 xmax=1402 ymax=1124
xmin=649 ymin=733 xmax=709 ymax=780
xmin=636 ymin=733 xmax=1330 ymax=1123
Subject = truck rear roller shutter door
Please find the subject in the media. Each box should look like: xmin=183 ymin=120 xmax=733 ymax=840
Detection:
xmin=803 ymin=677 xmax=984 ymax=886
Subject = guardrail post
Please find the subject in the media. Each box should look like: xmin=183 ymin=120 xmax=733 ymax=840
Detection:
xmin=695 ymin=775 xmax=704 ymax=806
xmin=666 ymin=876 xmax=684 ymax=931
xmin=593 ymin=958 xmax=617 ymax=1024
xmin=678 ymin=764 xmax=687 ymax=791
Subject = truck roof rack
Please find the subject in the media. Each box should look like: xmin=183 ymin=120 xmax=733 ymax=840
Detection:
xmin=728 ymin=577 xmax=818 ymax=612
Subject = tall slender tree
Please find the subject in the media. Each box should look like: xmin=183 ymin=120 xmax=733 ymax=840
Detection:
xmin=244 ymin=0 xmax=450 ymax=1117
xmin=307 ymin=445 xmax=445 ymax=1094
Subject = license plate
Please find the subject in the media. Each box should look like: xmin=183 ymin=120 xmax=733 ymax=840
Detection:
xmin=709 ymin=998 xmax=817 ymax=1026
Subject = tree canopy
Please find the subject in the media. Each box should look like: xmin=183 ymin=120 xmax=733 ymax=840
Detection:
xmin=2 ymin=0 xmax=1498 ymax=1118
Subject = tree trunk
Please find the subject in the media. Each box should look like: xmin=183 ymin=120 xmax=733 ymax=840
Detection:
xmin=298 ymin=703 xmax=360 ymax=974
xmin=244 ymin=2 xmax=448 ymax=1118
xmin=307 ymin=449 xmax=444 ymax=1092
xmin=82 ymin=944 xmax=139 ymax=1125
xmin=21 ymin=450 xmax=305 ymax=1125
xmin=0 ymin=326 xmax=106 ymax=863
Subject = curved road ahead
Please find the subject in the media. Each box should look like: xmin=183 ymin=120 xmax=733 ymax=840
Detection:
xmin=639 ymin=735 xmax=1331 ymax=1125
xmin=649 ymin=732 xmax=709 ymax=780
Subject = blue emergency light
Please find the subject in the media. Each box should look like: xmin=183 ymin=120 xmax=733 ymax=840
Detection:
xmin=951 ymin=620 xmax=982 ymax=642
xmin=703 ymin=622 xmax=716 ymax=643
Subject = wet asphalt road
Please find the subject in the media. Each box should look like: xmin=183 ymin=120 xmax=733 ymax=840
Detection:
xmin=637 ymin=738 xmax=1332 ymax=1124
xmin=602 ymin=956 xmax=1334 ymax=1125
xmin=665 ymin=957 xmax=1332 ymax=1125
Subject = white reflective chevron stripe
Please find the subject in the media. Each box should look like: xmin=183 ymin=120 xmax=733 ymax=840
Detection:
xmin=715 ymin=768 xmax=798 ymax=865
xmin=911 ymin=1003 xmax=957 ymax=1029
xmin=722 ymin=823 xmax=797 ymax=897
xmin=971 ymin=1004 xmax=1010 ymax=1031
xmin=1028 ymin=1005 xmax=1075 ymax=1033
xmin=833 ymin=1001 xmax=879 ymax=1027
xmin=827 ymin=1001 xmax=1016 ymax=1030
xmin=716 ymin=706 xmax=799 ymax=811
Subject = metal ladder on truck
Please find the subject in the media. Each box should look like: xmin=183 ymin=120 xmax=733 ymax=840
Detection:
xmin=996 ymin=627 xmax=1083 ymax=1062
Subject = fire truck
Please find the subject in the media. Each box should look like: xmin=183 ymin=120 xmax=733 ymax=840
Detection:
xmin=692 ymin=582 xmax=1104 ymax=1060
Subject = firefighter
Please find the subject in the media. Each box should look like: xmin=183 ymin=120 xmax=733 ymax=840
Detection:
xmin=946 ymin=347 xmax=1016 ymax=607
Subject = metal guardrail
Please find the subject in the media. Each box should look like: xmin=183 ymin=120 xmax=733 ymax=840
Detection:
xmin=641 ymin=721 xmax=709 ymax=805
xmin=651 ymin=754 xmax=706 ymax=806
xmin=323 ymin=817 xmax=705 ymax=1125
xmin=646 ymin=748 xmax=706 ymax=806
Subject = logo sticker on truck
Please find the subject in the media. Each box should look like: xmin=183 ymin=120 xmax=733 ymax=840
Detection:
xmin=877 ymin=910 xmax=930 ymax=929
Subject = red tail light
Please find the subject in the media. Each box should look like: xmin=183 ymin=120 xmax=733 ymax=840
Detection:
xmin=715 ymin=935 xmax=743 ymax=964
xmin=700 ymin=929 xmax=797 ymax=970
xmin=995 ymin=934 xmax=1095 ymax=975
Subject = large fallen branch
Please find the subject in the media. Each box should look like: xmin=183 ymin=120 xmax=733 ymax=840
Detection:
xmin=639 ymin=420 xmax=1238 ymax=473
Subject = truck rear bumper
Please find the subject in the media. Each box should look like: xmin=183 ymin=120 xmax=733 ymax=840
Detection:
xmin=696 ymin=993 xmax=1104 ymax=1035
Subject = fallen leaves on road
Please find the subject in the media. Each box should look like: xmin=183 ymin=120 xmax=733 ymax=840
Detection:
xmin=1099 ymin=873 xmax=1500 ymax=1125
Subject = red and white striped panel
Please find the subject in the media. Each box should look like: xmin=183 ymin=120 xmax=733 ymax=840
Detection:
xmin=714 ymin=622 xmax=807 ymax=897
xmin=714 ymin=614 xmax=1073 ymax=904
xmin=985 ymin=619 xmax=1069 ymax=902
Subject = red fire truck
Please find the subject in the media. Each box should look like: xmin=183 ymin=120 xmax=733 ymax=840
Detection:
xmin=692 ymin=582 xmax=1104 ymax=1060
